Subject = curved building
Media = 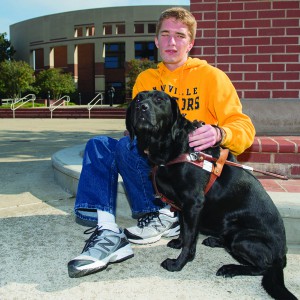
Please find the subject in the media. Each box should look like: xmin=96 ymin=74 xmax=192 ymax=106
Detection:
xmin=10 ymin=5 xmax=188 ymax=104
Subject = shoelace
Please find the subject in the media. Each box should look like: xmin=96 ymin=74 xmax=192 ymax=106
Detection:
xmin=81 ymin=226 xmax=102 ymax=253
xmin=137 ymin=211 xmax=163 ymax=228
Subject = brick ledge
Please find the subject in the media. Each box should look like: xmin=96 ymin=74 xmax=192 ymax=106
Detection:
xmin=237 ymin=136 xmax=300 ymax=178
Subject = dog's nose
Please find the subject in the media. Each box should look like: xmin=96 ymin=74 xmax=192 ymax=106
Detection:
xmin=139 ymin=103 xmax=149 ymax=111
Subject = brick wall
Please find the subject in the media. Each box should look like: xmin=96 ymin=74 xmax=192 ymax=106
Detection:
xmin=190 ymin=0 xmax=300 ymax=100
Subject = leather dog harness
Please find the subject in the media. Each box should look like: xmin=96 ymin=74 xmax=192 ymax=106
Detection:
xmin=151 ymin=148 xmax=229 ymax=211
xmin=151 ymin=148 xmax=288 ymax=211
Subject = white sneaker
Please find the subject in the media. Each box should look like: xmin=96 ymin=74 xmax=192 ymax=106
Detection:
xmin=124 ymin=209 xmax=180 ymax=244
xmin=68 ymin=227 xmax=134 ymax=278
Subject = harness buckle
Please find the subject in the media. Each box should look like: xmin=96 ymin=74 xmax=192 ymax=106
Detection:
xmin=189 ymin=152 xmax=198 ymax=161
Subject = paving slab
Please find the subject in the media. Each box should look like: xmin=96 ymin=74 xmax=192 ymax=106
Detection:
xmin=0 ymin=118 xmax=299 ymax=300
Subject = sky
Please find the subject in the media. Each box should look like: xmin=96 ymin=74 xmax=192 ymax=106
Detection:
xmin=1 ymin=0 xmax=189 ymax=38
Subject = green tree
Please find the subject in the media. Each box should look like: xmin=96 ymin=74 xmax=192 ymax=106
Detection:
xmin=126 ymin=59 xmax=157 ymax=98
xmin=0 ymin=33 xmax=15 ymax=62
xmin=0 ymin=60 xmax=35 ymax=98
xmin=35 ymin=68 xmax=76 ymax=99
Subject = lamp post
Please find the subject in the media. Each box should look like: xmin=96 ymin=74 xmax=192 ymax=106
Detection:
xmin=47 ymin=91 xmax=50 ymax=107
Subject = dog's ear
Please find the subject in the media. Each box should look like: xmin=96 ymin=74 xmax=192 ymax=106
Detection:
xmin=170 ymin=97 xmax=180 ymax=124
xmin=170 ymin=97 xmax=186 ymax=140
xmin=125 ymin=100 xmax=135 ymax=140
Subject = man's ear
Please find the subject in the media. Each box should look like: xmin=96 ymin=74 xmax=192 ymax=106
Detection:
xmin=187 ymin=39 xmax=194 ymax=53
xmin=155 ymin=36 xmax=159 ymax=49
xmin=125 ymin=101 xmax=135 ymax=140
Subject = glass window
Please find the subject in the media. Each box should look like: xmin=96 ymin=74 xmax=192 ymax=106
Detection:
xmin=116 ymin=24 xmax=125 ymax=34
xmin=103 ymin=24 xmax=112 ymax=35
xmin=86 ymin=26 xmax=95 ymax=36
xmin=105 ymin=57 xmax=119 ymax=68
xmin=134 ymin=23 xmax=144 ymax=34
xmin=74 ymin=27 xmax=83 ymax=37
xmin=134 ymin=42 xmax=157 ymax=61
xmin=104 ymin=43 xmax=125 ymax=69
xmin=148 ymin=23 xmax=156 ymax=34
xmin=107 ymin=44 xmax=119 ymax=52
xmin=148 ymin=42 xmax=155 ymax=50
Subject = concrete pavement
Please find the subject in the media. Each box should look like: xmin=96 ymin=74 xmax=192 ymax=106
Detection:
xmin=0 ymin=118 xmax=299 ymax=300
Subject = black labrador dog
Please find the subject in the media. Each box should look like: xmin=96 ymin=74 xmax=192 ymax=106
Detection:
xmin=126 ymin=90 xmax=297 ymax=300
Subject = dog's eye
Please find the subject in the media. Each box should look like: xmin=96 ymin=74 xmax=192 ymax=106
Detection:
xmin=155 ymin=97 xmax=163 ymax=102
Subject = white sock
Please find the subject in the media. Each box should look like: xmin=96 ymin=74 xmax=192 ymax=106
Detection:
xmin=97 ymin=210 xmax=119 ymax=233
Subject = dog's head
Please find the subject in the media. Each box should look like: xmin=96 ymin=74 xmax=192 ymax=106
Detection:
xmin=126 ymin=90 xmax=181 ymax=142
xmin=126 ymin=90 xmax=221 ymax=163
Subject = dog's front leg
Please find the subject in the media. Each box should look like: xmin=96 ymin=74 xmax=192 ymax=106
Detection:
xmin=167 ymin=212 xmax=183 ymax=249
xmin=161 ymin=202 xmax=202 ymax=272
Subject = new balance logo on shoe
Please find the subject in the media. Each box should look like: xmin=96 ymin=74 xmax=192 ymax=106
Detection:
xmin=97 ymin=237 xmax=116 ymax=252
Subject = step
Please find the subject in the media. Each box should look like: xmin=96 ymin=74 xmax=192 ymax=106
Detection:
xmin=0 ymin=107 xmax=126 ymax=119
xmin=51 ymin=144 xmax=300 ymax=247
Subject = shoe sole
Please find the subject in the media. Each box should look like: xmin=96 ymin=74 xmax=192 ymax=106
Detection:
xmin=127 ymin=225 xmax=180 ymax=245
xmin=68 ymin=244 xmax=134 ymax=278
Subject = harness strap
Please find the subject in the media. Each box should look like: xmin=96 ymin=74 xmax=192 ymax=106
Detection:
xmin=151 ymin=149 xmax=229 ymax=211
xmin=151 ymin=165 xmax=182 ymax=211
xmin=204 ymin=148 xmax=229 ymax=194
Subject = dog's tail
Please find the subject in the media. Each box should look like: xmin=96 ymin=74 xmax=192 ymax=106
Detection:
xmin=262 ymin=259 xmax=297 ymax=300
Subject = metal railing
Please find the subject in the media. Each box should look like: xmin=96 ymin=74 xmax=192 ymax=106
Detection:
xmin=87 ymin=92 xmax=103 ymax=119
xmin=2 ymin=98 xmax=14 ymax=105
xmin=49 ymin=95 xmax=70 ymax=119
xmin=11 ymin=94 xmax=36 ymax=118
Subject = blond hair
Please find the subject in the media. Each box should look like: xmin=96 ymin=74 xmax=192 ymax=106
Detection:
xmin=156 ymin=7 xmax=197 ymax=41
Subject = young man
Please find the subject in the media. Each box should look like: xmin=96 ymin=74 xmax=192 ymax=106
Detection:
xmin=68 ymin=7 xmax=255 ymax=278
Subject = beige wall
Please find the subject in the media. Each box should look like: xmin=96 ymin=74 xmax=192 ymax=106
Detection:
xmin=10 ymin=6 xmax=186 ymax=66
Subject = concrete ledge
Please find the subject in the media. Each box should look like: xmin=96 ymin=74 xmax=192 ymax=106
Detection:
xmin=242 ymin=99 xmax=300 ymax=135
xmin=51 ymin=144 xmax=300 ymax=246
xmin=51 ymin=144 xmax=127 ymax=201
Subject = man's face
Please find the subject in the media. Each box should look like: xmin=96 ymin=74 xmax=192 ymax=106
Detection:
xmin=155 ymin=17 xmax=194 ymax=71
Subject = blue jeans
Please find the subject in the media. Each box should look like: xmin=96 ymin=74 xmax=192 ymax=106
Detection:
xmin=74 ymin=136 xmax=164 ymax=222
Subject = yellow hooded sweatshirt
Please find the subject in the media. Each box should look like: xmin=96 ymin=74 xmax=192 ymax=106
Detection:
xmin=132 ymin=57 xmax=255 ymax=156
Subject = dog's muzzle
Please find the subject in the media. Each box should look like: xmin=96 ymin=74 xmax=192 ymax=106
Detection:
xmin=134 ymin=100 xmax=157 ymax=127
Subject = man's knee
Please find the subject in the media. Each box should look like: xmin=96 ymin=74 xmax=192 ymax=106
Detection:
xmin=116 ymin=136 xmax=132 ymax=156
xmin=85 ymin=136 xmax=117 ymax=152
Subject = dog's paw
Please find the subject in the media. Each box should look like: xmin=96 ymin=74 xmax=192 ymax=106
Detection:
xmin=161 ymin=258 xmax=182 ymax=272
xmin=216 ymin=264 xmax=240 ymax=278
xmin=167 ymin=238 xmax=182 ymax=249
xmin=202 ymin=237 xmax=223 ymax=248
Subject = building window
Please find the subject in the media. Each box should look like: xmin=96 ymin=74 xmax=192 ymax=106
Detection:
xmin=74 ymin=27 xmax=83 ymax=37
xmin=116 ymin=24 xmax=125 ymax=35
xmin=103 ymin=24 xmax=112 ymax=35
xmin=86 ymin=26 xmax=95 ymax=36
xmin=134 ymin=23 xmax=144 ymax=34
xmin=135 ymin=41 xmax=157 ymax=61
xmin=148 ymin=23 xmax=156 ymax=34
xmin=104 ymin=43 xmax=125 ymax=68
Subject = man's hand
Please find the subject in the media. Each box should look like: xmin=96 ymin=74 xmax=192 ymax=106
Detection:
xmin=188 ymin=125 xmax=221 ymax=151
